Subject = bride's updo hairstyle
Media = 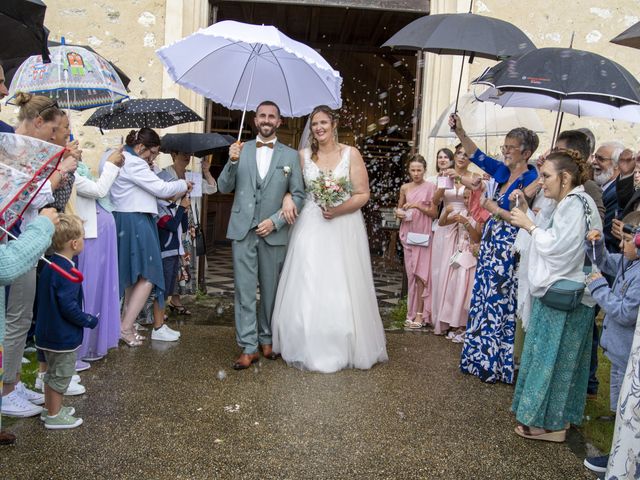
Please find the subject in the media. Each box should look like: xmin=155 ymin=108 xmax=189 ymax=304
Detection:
xmin=546 ymin=148 xmax=589 ymax=187
xmin=308 ymin=105 xmax=338 ymax=161
xmin=14 ymin=92 xmax=62 ymax=123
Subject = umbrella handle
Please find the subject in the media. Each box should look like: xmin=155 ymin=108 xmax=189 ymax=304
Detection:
xmin=0 ymin=226 xmax=82 ymax=283
xmin=47 ymin=261 xmax=84 ymax=284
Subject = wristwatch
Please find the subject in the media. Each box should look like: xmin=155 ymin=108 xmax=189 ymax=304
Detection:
xmin=527 ymin=224 xmax=537 ymax=234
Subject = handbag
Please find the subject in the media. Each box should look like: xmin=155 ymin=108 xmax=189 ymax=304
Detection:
xmin=406 ymin=232 xmax=430 ymax=247
xmin=449 ymin=222 xmax=477 ymax=270
xmin=450 ymin=249 xmax=477 ymax=270
xmin=540 ymin=193 xmax=592 ymax=311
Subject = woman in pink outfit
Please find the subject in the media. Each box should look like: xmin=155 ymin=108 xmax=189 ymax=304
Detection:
xmin=435 ymin=189 xmax=483 ymax=340
xmin=431 ymin=145 xmax=483 ymax=335
xmin=396 ymin=155 xmax=437 ymax=329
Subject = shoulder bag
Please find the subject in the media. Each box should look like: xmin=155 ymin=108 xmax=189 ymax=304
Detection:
xmin=540 ymin=193 xmax=592 ymax=311
xmin=406 ymin=232 xmax=430 ymax=247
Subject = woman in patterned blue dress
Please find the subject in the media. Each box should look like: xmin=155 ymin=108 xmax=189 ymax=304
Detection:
xmin=448 ymin=114 xmax=539 ymax=384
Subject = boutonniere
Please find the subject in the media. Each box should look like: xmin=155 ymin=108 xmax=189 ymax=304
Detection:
xmin=283 ymin=166 xmax=291 ymax=178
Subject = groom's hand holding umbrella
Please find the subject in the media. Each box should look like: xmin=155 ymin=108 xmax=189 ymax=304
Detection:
xmin=229 ymin=141 xmax=244 ymax=161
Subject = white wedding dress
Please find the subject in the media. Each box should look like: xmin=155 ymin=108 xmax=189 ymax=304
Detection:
xmin=272 ymin=146 xmax=388 ymax=373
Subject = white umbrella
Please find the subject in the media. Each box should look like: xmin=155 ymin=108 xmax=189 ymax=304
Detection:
xmin=156 ymin=20 xmax=342 ymax=137
xmin=477 ymin=87 xmax=640 ymax=124
xmin=429 ymin=92 xmax=545 ymax=139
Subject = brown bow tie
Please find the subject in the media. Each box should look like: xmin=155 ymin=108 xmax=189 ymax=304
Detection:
xmin=256 ymin=141 xmax=274 ymax=149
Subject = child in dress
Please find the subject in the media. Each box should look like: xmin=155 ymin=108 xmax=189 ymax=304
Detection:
xmin=35 ymin=214 xmax=98 ymax=429
xmin=396 ymin=155 xmax=438 ymax=328
xmin=437 ymin=189 xmax=483 ymax=342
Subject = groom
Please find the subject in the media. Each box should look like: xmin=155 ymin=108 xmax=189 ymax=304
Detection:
xmin=218 ymin=101 xmax=305 ymax=370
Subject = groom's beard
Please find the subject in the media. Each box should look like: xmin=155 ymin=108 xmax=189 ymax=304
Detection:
xmin=258 ymin=123 xmax=277 ymax=138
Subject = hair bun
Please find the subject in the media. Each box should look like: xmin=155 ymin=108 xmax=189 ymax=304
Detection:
xmin=13 ymin=91 xmax=34 ymax=107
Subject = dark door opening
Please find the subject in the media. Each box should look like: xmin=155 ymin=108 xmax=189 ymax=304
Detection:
xmin=205 ymin=1 xmax=426 ymax=254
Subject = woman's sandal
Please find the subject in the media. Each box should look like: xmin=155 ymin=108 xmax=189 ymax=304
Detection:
xmin=514 ymin=424 xmax=566 ymax=443
xmin=407 ymin=313 xmax=424 ymax=329
xmin=168 ymin=302 xmax=192 ymax=316
xmin=120 ymin=330 xmax=142 ymax=347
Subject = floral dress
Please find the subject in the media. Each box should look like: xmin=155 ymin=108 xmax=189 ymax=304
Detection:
xmin=459 ymin=149 xmax=538 ymax=384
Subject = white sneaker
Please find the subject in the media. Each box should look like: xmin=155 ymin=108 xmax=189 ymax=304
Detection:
xmin=64 ymin=379 xmax=86 ymax=396
xmin=151 ymin=324 xmax=180 ymax=342
xmin=163 ymin=324 xmax=181 ymax=338
xmin=37 ymin=373 xmax=83 ymax=393
xmin=1 ymin=390 xmax=43 ymax=417
xmin=15 ymin=381 xmax=45 ymax=405
xmin=35 ymin=371 xmax=45 ymax=392
xmin=21 ymin=356 xmax=30 ymax=364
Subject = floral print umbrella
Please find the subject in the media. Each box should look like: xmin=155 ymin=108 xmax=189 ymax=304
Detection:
xmin=0 ymin=132 xmax=64 ymax=233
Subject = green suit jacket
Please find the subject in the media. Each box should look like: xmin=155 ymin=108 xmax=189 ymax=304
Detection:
xmin=217 ymin=140 xmax=305 ymax=246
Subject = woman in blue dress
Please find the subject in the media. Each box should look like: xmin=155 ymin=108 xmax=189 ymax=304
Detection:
xmin=448 ymin=113 xmax=539 ymax=384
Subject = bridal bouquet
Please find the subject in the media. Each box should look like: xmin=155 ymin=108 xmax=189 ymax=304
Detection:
xmin=307 ymin=171 xmax=352 ymax=209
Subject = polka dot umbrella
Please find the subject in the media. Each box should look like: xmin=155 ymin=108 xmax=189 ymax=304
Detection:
xmin=84 ymin=98 xmax=203 ymax=132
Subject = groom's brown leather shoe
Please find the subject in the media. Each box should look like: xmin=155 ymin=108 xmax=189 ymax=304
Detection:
xmin=260 ymin=344 xmax=280 ymax=360
xmin=232 ymin=352 xmax=260 ymax=370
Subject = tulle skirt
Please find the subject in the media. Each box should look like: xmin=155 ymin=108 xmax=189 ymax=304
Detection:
xmin=272 ymin=202 xmax=388 ymax=373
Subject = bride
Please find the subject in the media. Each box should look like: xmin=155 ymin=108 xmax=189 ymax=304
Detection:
xmin=272 ymin=105 xmax=388 ymax=373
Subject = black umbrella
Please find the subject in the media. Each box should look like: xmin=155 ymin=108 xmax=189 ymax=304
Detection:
xmin=84 ymin=98 xmax=203 ymax=132
xmin=473 ymin=47 xmax=640 ymax=106
xmin=382 ymin=7 xmax=535 ymax=111
xmin=611 ymin=21 xmax=640 ymax=50
xmin=473 ymin=47 xmax=640 ymax=142
xmin=161 ymin=132 xmax=233 ymax=157
xmin=0 ymin=0 xmax=50 ymax=65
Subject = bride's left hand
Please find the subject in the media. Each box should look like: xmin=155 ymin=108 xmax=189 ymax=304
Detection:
xmin=322 ymin=207 xmax=338 ymax=220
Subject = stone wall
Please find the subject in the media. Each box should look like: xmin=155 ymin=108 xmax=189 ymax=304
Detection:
xmin=1 ymin=0 xmax=208 ymax=170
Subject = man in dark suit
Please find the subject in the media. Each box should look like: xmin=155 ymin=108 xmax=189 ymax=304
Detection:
xmin=591 ymin=141 xmax=624 ymax=253
xmin=616 ymin=148 xmax=636 ymax=212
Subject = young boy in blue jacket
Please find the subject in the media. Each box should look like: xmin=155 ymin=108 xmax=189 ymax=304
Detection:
xmin=585 ymin=211 xmax=640 ymax=416
xmin=35 ymin=214 xmax=98 ymax=430
xmin=151 ymin=194 xmax=190 ymax=341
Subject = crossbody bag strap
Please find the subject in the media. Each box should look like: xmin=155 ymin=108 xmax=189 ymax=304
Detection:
xmin=566 ymin=193 xmax=592 ymax=231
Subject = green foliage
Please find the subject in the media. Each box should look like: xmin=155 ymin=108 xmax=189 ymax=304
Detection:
xmin=195 ymin=288 xmax=208 ymax=302
xmin=388 ymin=297 xmax=408 ymax=329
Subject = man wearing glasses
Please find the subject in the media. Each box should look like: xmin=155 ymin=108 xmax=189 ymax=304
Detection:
xmin=590 ymin=141 xmax=625 ymax=253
